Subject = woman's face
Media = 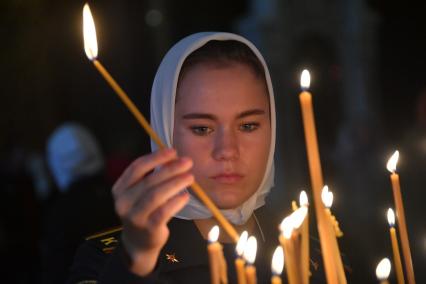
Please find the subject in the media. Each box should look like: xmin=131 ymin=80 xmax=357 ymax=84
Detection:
xmin=173 ymin=62 xmax=271 ymax=209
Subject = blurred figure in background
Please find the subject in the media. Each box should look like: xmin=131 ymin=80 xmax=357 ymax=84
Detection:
xmin=41 ymin=122 xmax=119 ymax=284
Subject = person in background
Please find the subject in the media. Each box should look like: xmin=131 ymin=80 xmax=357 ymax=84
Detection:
xmin=41 ymin=122 xmax=119 ymax=284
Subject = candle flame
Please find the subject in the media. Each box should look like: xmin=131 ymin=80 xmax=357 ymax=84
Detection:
xmin=208 ymin=225 xmax=219 ymax=242
xmin=299 ymin=190 xmax=309 ymax=207
xmin=291 ymin=206 xmax=308 ymax=229
xmin=375 ymin=258 xmax=391 ymax=280
xmin=300 ymin=69 xmax=311 ymax=89
xmin=279 ymin=216 xmax=294 ymax=239
xmin=321 ymin=185 xmax=333 ymax=208
xmin=386 ymin=150 xmax=399 ymax=173
xmin=236 ymin=231 xmax=248 ymax=256
xmin=387 ymin=208 xmax=395 ymax=226
xmin=243 ymin=236 xmax=257 ymax=264
xmin=271 ymin=246 xmax=285 ymax=275
xmin=83 ymin=3 xmax=98 ymax=60
xmin=279 ymin=207 xmax=307 ymax=239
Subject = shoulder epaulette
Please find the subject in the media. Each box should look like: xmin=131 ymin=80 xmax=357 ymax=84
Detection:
xmin=85 ymin=226 xmax=123 ymax=240
xmin=85 ymin=226 xmax=123 ymax=254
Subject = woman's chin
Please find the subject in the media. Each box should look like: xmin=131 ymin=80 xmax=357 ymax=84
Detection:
xmin=213 ymin=194 xmax=245 ymax=210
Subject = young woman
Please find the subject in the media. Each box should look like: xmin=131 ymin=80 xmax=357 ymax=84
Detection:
xmin=68 ymin=32 xmax=289 ymax=283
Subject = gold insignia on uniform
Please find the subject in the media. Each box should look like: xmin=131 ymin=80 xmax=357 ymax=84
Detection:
xmin=102 ymin=247 xmax=116 ymax=254
xmin=101 ymin=237 xmax=118 ymax=246
xmin=166 ymin=253 xmax=179 ymax=263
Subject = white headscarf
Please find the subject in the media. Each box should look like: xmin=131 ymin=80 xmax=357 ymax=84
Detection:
xmin=150 ymin=32 xmax=276 ymax=225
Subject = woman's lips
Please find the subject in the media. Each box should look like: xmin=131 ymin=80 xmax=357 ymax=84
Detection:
xmin=211 ymin=173 xmax=243 ymax=184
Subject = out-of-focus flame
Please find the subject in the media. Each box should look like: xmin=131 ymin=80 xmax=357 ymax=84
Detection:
xmin=299 ymin=190 xmax=309 ymax=207
xmin=280 ymin=216 xmax=294 ymax=239
xmin=291 ymin=206 xmax=308 ymax=229
xmin=300 ymin=69 xmax=311 ymax=89
xmin=321 ymin=185 xmax=333 ymax=208
xmin=271 ymin=246 xmax=284 ymax=275
xmin=387 ymin=208 xmax=395 ymax=227
xmin=208 ymin=225 xmax=219 ymax=242
xmin=236 ymin=231 xmax=248 ymax=257
xmin=243 ymin=236 xmax=257 ymax=264
xmin=375 ymin=258 xmax=391 ymax=280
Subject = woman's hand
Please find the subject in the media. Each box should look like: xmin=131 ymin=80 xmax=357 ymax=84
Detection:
xmin=112 ymin=148 xmax=193 ymax=276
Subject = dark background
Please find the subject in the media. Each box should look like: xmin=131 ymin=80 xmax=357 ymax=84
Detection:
xmin=1 ymin=0 xmax=425 ymax=283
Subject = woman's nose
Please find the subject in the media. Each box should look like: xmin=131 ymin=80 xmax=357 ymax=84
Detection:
xmin=212 ymin=128 xmax=239 ymax=161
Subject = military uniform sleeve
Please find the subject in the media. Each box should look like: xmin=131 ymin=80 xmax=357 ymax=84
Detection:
xmin=66 ymin=230 xmax=165 ymax=284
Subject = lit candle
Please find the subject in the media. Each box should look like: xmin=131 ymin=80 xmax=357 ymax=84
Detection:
xmin=298 ymin=69 xmax=346 ymax=284
xmin=82 ymin=3 xmax=239 ymax=243
xmin=376 ymin=258 xmax=391 ymax=284
xmin=271 ymin=246 xmax=284 ymax=284
xmin=208 ymin=226 xmax=221 ymax=284
xmin=321 ymin=186 xmax=343 ymax=238
xmin=235 ymin=231 xmax=248 ymax=284
xmin=387 ymin=151 xmax=415 ymax=284
xmin=387 ymin=208 xmax=405 ymax=284
xmin=299 ymin=190 xmax=310 ymax=283
xmin=243 ymin=236 xmax=257 ymax=284
xmin=279 ymin=208 xmax=307 ymax=284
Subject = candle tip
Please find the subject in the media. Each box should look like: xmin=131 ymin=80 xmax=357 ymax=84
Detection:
xmin=271 ymin=246 xmax=284 ymax=275
xmin=386 ymin=150 xmax=399 ymax=173
xmin=83 ymin=3 xmax=99 ymax=60
xmin=321 ymin=185 xmax=333 ymax=208
xmin=299 ymin=190 xmax=309 ymax=207
xmin=243 ymin=236 xmax=257 ymax=264
xmin=208 ymin=225 xmax=219 ymax=242
xmin=387 ymin=208 xmax=395 ymax=226
xmin=376 ymin=258 xmax=391 ymax=280
xmin=236 ymin=231 xmax=248 ymax=256
xmin=300 ymin=69 xmax=311 ymax=90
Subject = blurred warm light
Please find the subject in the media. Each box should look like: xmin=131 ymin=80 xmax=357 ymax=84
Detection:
xmin=321 ymin=185 xmax=333 ymax=208
xmin=280 ymin=216 xmax=294 ymax=239
xmin=386 ymin=150 xmax=399 ymax=173
xmin=83 ymin=3 xmax=98 ymax=60
xmin=375 ymin=258 xmax=391 ymax=280
xmin=236 ymin=231 xmax=248 ymax=257
xmin=271 ymin=246 xmax=285 ymax=275
xmin=291 ymin=206 xmax=308 ymax=229
xmin=243 ymin=236 xmax=257 ymax=264
xmin=299 ymin=190 xmax=309 ymax=207
xmin=208 ymin=225 xmax=219 ymax=242
xmin=300 ymin=69 xmax=311 ymax=89
xmin=387 ymin=208 xmax=395 ymax=227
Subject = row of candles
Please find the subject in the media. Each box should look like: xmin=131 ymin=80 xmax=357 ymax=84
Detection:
xmin=82 ymin=4 xmax=416 ymax=283
xmin=206 ymin=185 xmax=409 ymax=284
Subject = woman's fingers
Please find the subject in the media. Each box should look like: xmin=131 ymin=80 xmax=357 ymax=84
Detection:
xmin=112 ymin=148 xmax=177 ymax=196
xmin=127 ymin=172 xmax=194 ymax=226
xmin=141 ymin=157 xmax=193 ymax=190
xmin=148 ymin=191 xmax=190 ymax=227
xmin=114 ymin=157 xmax=193 ymax=217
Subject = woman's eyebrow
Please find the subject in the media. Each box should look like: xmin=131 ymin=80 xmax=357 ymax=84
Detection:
xmin=181 ymin=109 xmax=266 ymax=120
xmin=182 ymin=113 xmax=217 ymax=120
xmin=236 ymin=109 xmax=266 ymax=119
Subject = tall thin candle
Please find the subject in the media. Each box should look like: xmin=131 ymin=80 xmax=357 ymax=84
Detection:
xmin=298 ymin=69 xmax=346 ymax=284
xmin=387 ymin=208 xmax=405 ymax=284
xmin=235 ymin=231 xmax=248 ymax=284
xmin=387 ymin=151 xmax=415 ymax=284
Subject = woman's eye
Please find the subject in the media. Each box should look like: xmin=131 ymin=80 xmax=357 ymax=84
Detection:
xmin=240 ymin=122 xmax=260 ymax=132
xmin=190 ymin=126 xmax=213 ymax=136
